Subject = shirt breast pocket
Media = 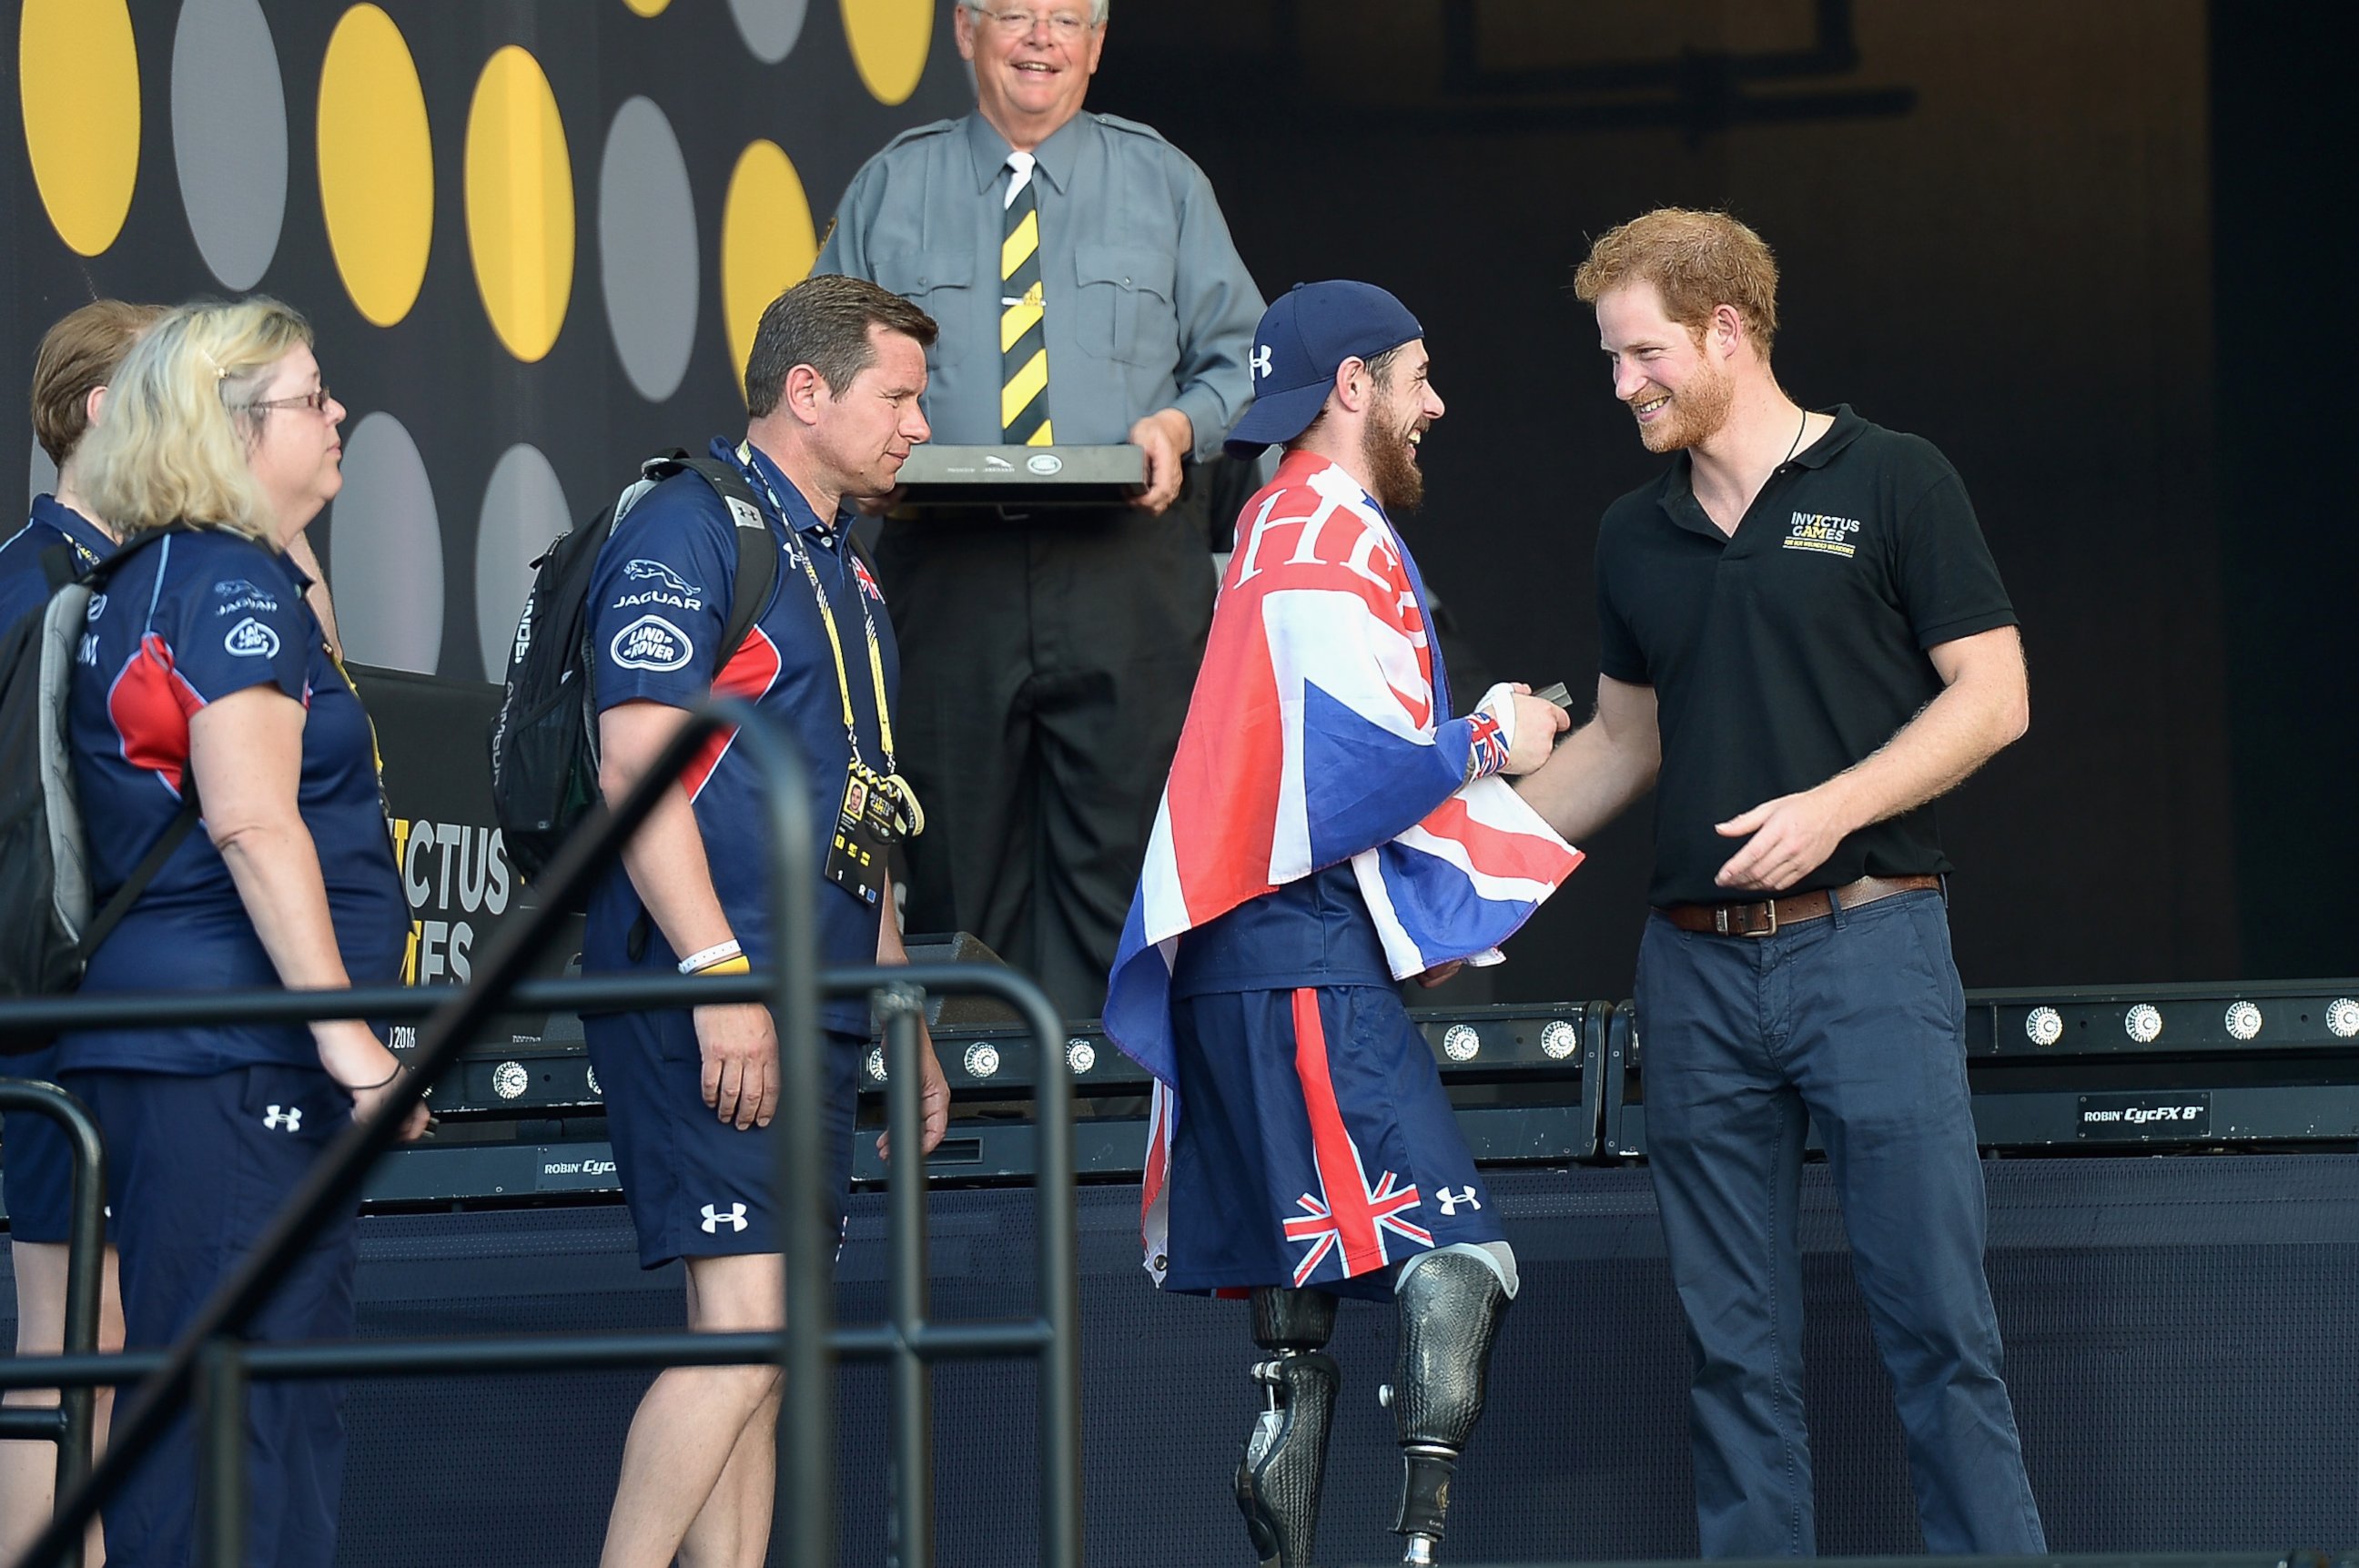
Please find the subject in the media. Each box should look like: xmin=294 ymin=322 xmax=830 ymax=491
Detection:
xmin=1072 ymin=243 xmax=1177 ymax=368
xmin=869 ymin=250 xmax=971 ymax=364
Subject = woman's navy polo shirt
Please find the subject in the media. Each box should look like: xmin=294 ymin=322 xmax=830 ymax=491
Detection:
xmin=583 ymin=439 xmax=900 ymax=1037
xmin=59 ymin=529 xmax=407 ymax=1076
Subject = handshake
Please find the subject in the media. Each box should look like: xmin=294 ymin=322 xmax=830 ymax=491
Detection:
xmin=1479 ymin=679 xmax=1577 ymax=778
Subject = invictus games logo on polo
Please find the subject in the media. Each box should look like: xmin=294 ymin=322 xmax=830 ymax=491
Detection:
xmin=1783 ymin=511 xmax=1864 ymax=557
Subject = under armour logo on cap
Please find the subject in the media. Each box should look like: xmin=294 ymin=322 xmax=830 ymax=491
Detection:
xmin=1223 ymin=280 xmax=1424 ymax=459
xmin=263 ymin=1105 xmax=303 ymax=1132
xmin=701 ymin=1202 xmax=749 ymax=1234
xmin=1436 ymin=1186 xmax=1480 ymax=1216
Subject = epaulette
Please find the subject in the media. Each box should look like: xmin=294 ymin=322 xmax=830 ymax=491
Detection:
xmin=1088 ymin=111 xmax=1174 ymax=147
xmin=877 ymin=117 xmax=960 ymax=153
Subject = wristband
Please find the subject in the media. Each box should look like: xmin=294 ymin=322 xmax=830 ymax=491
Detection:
xmin=694 ymin=954 xmax=752 ymax=976
xmin=339 ymin=1060 xmax=402 ymax=1092
xmin=677 ymin=939 xmax=744 ymax=975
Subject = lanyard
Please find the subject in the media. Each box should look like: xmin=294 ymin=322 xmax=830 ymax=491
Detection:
xmin=732 ymin=444 xmax=896 ymax=773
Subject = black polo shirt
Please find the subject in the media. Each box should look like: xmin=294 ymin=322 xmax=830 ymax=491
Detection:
xmin=1595 ymin=404 xmax=2017 ymax=905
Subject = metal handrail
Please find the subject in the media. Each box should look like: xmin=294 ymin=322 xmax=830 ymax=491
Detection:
xmin=0 ymin=1081 xmax=105 ymax=1568
xmin=0 ymin=697 xmax=1081 ymax=1568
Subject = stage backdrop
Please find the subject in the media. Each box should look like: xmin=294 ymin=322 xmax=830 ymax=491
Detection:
xmin=8 ymin=3 xmax=2352 ymax=1002
xmin=2 ymin=0 xmax=970 ymax=684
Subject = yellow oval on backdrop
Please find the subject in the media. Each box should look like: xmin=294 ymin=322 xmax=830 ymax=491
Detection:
xmin=318 ymin=5 xmax=434 ymax=327
xmin=842 ymin=0 xmax=932 ymax=106
xmin=18 ymin=0 xmax=141 ymax=256
xmin=465 ymin=46 xmax=576 ymax=363
xmin=719 ymin=140 xmax=818 ymax=393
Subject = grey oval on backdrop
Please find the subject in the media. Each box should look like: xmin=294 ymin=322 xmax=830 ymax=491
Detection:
xmin=474 ymin=443 xmax=572 ymax=681
xmin=172 ymin=0 xmax=289 ymax=290
xmin=28 ymin=439 xmax=58 ymax=511
xmin=599 ymin=97 xmax=699 ymax=404
xmin=727 ymin=0 xmax=808 ymax=64
xmin=323 ymin=412 xmax=443 ymax=674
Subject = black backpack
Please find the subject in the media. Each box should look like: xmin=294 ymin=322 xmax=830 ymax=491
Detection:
xmin=0 ymin=528 xmax=203 ymax=1051
xmin=487 ymin=450 xmax=778 ymax=900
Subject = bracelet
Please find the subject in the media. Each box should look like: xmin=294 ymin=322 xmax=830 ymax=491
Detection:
xmin=677 ymin=939 xmax=744 ymax=975
xmin=340 ymin=1060 xmax=402 ymax=1092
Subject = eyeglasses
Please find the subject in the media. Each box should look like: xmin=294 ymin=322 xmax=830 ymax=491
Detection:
xmin=238 ymin=386 xmax=335 ymax=418
xmin=973 ymin=6 xmax=1096 ymax=39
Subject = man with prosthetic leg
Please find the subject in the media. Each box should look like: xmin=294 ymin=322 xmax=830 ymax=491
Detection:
xmin=1103 ymin=282 xmax=1584 ymax=1564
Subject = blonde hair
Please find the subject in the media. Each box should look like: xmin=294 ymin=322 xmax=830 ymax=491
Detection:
xmin=1573 ymin=208 xmax=1780 ymax=359
xmin=75 ymin=298 xmax=315 ymax=543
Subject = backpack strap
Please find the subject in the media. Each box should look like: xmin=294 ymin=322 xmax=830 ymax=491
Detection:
xmin=38 ymin=541 xmax=79 ymax=591
xmin=640 ymin=451 xmax=780 ymax=674
xmin=76 ymin=784 xmax=202 ymax=962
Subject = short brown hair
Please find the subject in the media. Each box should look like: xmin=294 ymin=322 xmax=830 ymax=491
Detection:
xmin=744 ymin=274 xmax=938 ymax=417
xmin=31 ymin=298 xmax=166 ymax=464
xmin=1573 ymin=208 xmax=1780 ymax=359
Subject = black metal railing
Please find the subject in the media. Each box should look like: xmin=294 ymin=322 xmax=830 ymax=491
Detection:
xmin=0 ymin=1081 xmax=106 ymax=1568
xmin=0 ymin=699 xmax=1080 ymax=1568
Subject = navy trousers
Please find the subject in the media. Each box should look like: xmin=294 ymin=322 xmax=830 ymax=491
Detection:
xmin=1634 ymin=889 xmax=2044 ymax=1556
xmin=63 ymin=1066 xmax=358 ymax=1568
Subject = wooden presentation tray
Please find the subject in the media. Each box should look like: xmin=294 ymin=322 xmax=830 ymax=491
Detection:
xmin=895 ymin=444 xmax=1145 ymax=511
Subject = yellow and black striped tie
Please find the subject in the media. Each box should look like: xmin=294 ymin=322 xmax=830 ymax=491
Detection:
xmin=999 ymin=151 xmax=1053 ymax=446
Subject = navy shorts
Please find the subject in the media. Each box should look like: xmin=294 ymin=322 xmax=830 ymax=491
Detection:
xmin=4 ymin=1046 xmax=113 ymax=1245
xmin=1164 ymin=984 xmax=1500 ymax=1298
xmin=60 ymin=1063 xmax=359 ymax=1568
xmin=584 ymin=1009 xmax=866 ymax=1270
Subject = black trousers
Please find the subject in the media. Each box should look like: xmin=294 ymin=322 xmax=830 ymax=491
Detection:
xmin=875 ymin=490 xmax=1215 ymax=1020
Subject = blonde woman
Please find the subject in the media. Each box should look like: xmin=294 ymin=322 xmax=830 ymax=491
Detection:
xmin=57 ymin=298 xmax=424 ymax=1568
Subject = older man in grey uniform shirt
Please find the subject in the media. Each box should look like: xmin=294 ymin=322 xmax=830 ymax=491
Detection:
xmin=816 ymin=0 xmax=1260 ymax=1019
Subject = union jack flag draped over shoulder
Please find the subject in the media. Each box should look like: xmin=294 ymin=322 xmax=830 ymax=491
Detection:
xmin=1101 ymin=450 xmax=1584 ymax=1279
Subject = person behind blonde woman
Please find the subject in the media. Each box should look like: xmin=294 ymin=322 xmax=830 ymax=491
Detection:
xmin=0 ymin=296 xmax=163 ymax=1568
xmin=53 ymin=297 xmax=426 ymax=1568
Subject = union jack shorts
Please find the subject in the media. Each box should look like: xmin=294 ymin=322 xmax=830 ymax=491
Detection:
xmin=1160 ymin=983 xmax=1500 ymax=1298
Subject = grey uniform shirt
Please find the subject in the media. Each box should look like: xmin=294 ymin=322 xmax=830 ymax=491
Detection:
xmin=815 ymin=110 xmax=1262 ymax=462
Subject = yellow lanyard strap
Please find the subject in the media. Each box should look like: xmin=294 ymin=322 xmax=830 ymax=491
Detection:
xmin=734 ymin=443 xmax=896 ymax=770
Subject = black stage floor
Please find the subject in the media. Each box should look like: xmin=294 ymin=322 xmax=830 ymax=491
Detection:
xmin=6 ymin=1156 xmax=2359 ymax=1565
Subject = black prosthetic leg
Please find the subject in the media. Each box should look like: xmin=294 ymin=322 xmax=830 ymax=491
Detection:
xmin=1237 ymin=1286 xmax=1340 ymax=1567
xmin=1388 ymin=1250 xmax=1511 ymax=1564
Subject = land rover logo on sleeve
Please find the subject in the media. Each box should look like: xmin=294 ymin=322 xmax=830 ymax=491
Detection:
xmin=2025 ymin=1007 xmax=2064 ymax=1047
xmin=223 ymin=617 xmax=280 ymax=658
xmin=1025 ymin=452 xmax=1064 ymax=476
xmin=609 ymin=615 xmax=693 ymax=672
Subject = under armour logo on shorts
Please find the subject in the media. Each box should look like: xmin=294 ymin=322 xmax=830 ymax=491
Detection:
xmin=701 ymin=1202 xmax=749 ymax=1234
xmin=262 ymin=1105 xmax=303 ymax=1132
xmin=1436 ymin=1186 xmax=1480 ymax=1216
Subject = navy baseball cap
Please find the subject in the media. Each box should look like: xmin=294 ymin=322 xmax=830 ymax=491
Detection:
xmin=1224 ymin=280 xmax=1423 ymax=458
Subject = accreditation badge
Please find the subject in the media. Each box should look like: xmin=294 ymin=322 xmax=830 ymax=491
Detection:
xmin=825 ymin=759 xmax=898 ymax=905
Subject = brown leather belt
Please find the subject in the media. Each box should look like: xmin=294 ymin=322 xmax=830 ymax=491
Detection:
xmin=1655 ymin=874 xmax=1941 ymax=938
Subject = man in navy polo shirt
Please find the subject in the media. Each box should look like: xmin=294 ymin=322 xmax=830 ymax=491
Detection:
xmin=1522 ymin=209 xmax=2043 ymax=1554
xmin=583 ymin=274 xmax=952 ymax=1568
